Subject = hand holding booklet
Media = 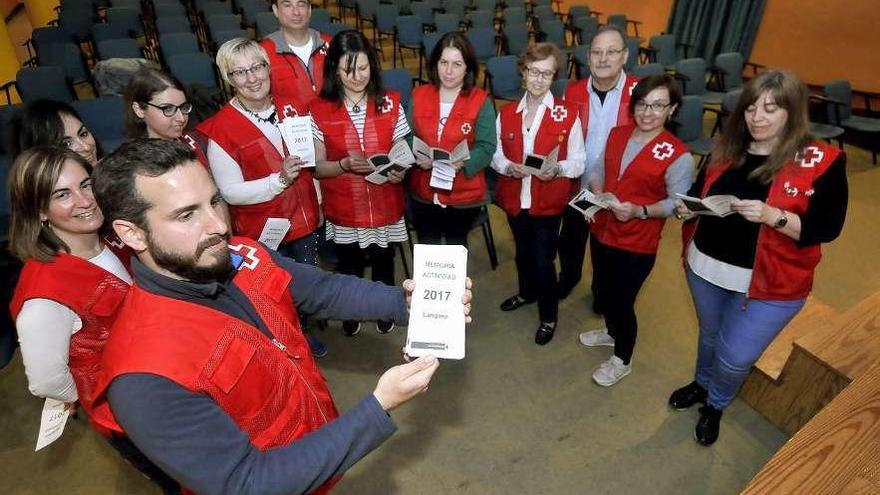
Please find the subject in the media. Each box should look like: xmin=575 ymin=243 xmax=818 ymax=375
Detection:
xmin=568 ymin=189 xmax=620 ymax=220
xmin=278 ymin=115 xmax=316 ymax=167
xmin=675 ymin=193 xmax=738 ymax=217
xmin=522 ymin=147 xmax=559 ymax=175
xmin=364 ymin=141 xmax=417 ymax=185
xmin=413 ymin=137 xmax=472 ymax=191
xmin=405 ymin=244 xmax=468 ymax=360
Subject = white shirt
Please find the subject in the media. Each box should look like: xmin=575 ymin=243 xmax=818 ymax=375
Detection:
xmin=582 ymin=71 xmax=629 ymax=189
xmin=289 ymin=38 xmax=314 ymax=66
xmin=491 ymin=91 xmax=586 ymax=209
xmin=17 ymin=247 xmax=131 ymax=403
xmin=206 ymin=103 xmax=288 ymax=205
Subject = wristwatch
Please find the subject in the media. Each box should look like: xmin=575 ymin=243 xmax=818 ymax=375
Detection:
xmin=772 ymin=209 xmax=788 ymax=229
xmin=278 ymin=172 xmax=290 ymax=188
xmin=640 ymin=205 xmax=649 ymax=220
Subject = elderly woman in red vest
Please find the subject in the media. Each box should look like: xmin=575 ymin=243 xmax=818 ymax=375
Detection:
xmin=7 ymin=146 xmax=179 ymax=493
xmin=197 ymin=38 xmax=326 ymax=357
xmin=491 ymin=42 xmax=585 ymax=346
xmin=310 ymin=30 xmax=410 ymax=337
xmin=578 ymin=75 xmax=693 ymax=386
xmin=123 ymin=67 xmax=208 ymax=165
xmin=406 ymin=31 xmax=496 ymax=246
xmin=668 ymin=70 xmax=847 ymax=446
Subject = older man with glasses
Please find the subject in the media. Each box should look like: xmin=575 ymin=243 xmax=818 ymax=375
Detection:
xmin=558 ymin=25 xmax=640 ymax=306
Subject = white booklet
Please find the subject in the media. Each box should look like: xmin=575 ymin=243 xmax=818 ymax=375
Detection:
xmin=676 ymin=193 xmax=738 ymax=217
xmin=364 ymin=141 xmax=417 ymax=185
xmin=35 ymin=398 xmax=70 ymax=451
xmin=522 ymin=147 xmax=559 ymax=175
xmin=257 ymin=217 xmax=291 ymax=250
xmin=405 ymin=244 xmax=468 ymax=360
xmin=412 ymin=136 xmax=471 ymax=163
xmin=279 ymin=115 xmax=316 ymax=167
xmin=568 ymin=189 xmax=620 ymax=220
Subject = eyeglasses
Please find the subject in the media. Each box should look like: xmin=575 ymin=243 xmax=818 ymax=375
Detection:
xmin=634 ymin=101 xmax=672 ymax=113
xmin=525 ymin=67 xmax=556 ymax=80
xmin=589 ymin=47 xmax=626 ymax=59
xmin=227 ymin=62 xmax=269 ymax=81
xmin=144 ymin=101 xmax=194 ymax=117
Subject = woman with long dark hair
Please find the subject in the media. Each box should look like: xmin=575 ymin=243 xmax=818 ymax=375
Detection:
xmin=310 ymin=30 xmax=411 ymax=336
xmin=668 ymin=70 xmax=848 ymax=445
xmin=16 ymin=99 xmax=100 ymax=165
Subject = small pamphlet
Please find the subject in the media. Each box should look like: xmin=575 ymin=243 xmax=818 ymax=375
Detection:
xmin=676 ymin=193 xmax=738 ymax=217
xmin=365 ymin=141 xmax=417 ymax=185
xmin=258 ymin=217 xmax=291 ymax=250
xmin=568 ymin=189 xmax=621 ymax=220
xmin=279 ymin=115 xmax=316 ymax=167
xmin=405 ymin=244 xmax=468 ymax=360
xmin=35 ymin=398 xmax=70 ymax=451
xmin=413 ymin=137 xmax=471 ymax=191
xmin=522 ymin=147 xmax=559 ymax=175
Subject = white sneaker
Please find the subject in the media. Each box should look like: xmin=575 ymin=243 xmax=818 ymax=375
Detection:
xmin=592 ymin=356 xmax=632 ymax=387
xmin=579 ymin=328 xmax=615 ymax=347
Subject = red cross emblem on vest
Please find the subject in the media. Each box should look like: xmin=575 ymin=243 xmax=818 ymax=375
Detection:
xmin=550 ymin=105 xmax=568 ymax=122
xmin=182 ymin=134 xmax=196 ymax=150
xmin=379 ymin=96 xmax=394 ymax=114
xmin=281 ymin=104 xmax=298 ymax=119
xmin=798 ymin=146 xmax=824 ymax=168
xmin=229 ymin=243 xmax=261 ymax=270
xmin=652 ymin=142 xmax=674 ymax=160
xmin=460 ymin=122 xmax=472 ymax=134
xmin=628 ymin=81 xmax=637 ymax=96
xmin=319 ymin=43 xmax=328 ymax=56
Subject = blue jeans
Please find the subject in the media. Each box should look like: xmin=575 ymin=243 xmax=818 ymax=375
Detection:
xmin=278 ymin=230 xmax=320 ymax=266
xmin=686 ymin=268 xmax=805 ymax=409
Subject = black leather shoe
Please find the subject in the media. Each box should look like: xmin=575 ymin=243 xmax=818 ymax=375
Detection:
xmin=500 ymin=295 xmax=535 ymax=311
xmin=534 ymin=322 xmax=556 ymax=345
xmin=668 ymin=381 xmax=708 ymax=411
xmin=695 ymin=405 xmax=722 ymax=446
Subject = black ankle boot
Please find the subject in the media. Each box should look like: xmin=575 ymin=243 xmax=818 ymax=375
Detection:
xmin=668 ymin=381 xmax=708 ymax=410
xmin=695 ymin=405 xmax=722 ymax=446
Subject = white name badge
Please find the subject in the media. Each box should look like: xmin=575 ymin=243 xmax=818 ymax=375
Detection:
xmin=405 ymin=244 xmax=468 ymax=360
xmin=35 ymin=398 xmax=70 ymax=451
xmin=258 ymin=218 xmax=291 ymax=251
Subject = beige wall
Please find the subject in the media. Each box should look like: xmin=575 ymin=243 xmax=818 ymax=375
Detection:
xmin=750 ymin=0 xmax=880 ymax=93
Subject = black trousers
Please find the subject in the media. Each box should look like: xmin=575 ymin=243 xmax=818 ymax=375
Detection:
xmin=410 ymin=200 xmax=481 ymax=248
xmin=508 ymin=211 xmax=562 ymax=323
xmin=557 ymin=207 xmax=591 ymax=293
xmin=335 ymin=242 xmax=396 ymax=287
xmin=590 ymin=237 xmax=656 ymax=364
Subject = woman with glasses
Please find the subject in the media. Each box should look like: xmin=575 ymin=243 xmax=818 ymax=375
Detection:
xmin=197 ymin=38 xmax=326 ymax=357
xmin=406 ymin=31 xmax=496 ymax=247
xmin=578 ymin=75 xmax=693 ymax=386
xmin=491 ymin=42 xmax=585 ymax=346
xmin=7 ymin=146 xmax=180 ymax=494
xmin=310 ymin=30 xmax=410 ymax=337
xmin=15 ymin=99 xmax=101 ymax=165
xmin=668 ymin=70 xmax=847 ymax=445
xmin=123 ymin=67 xmax=208 ymax=165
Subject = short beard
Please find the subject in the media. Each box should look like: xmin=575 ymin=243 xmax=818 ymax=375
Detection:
xmin=146 ymin=230 xmax=233 ymax=283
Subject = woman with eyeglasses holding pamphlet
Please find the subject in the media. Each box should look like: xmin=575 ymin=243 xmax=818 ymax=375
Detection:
xmin=669 ymin=70 xmax=847 ymax=446
xmin=406 ymin=32 xmax=496 ymax=247
xmin=310 ymin=30 xmax=413 ymax=337
xmin=123 ymin=67 xmax=208 ymax=166
xmin=491 ymin=42 xmax=585 ymax=346
xmin=578 ymin=75 xmax=694 ymax=387
xmin=196 ymin=38 xmax=326 ymax=357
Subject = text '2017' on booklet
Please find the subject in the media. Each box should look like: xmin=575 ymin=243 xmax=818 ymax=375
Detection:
xmin=675 ymin=193 xmax=738 ymax=217
xmin=405 ymin=244 xmax=468 ymax=360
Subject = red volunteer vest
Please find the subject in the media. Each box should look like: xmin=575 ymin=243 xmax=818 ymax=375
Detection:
xmin=9 ymin=241 xmax=132 ymax=436
xmin=179 ymin=133 xmax=209 ymax=168
xmin=591 ymin=125 xmax=688 ymax=255
xmin=196 ymin=101 xmax=320 ymax=242
xmin=682 ymin=141 xmax=842 ymax=300
xmin=495 ymin=97 xmax=578 ymax=216
xmin=94 ymin=238 xmax=340 ymax=493
xmin=310 ymin=91 xmax=406 ymax=227
xmin=408 ymin=85 xmax=489 ymax=206
xmin=564 ymin=74 xmax=639 ymax=138
xmin=260 ymin=31 xmax=331 ymax=116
